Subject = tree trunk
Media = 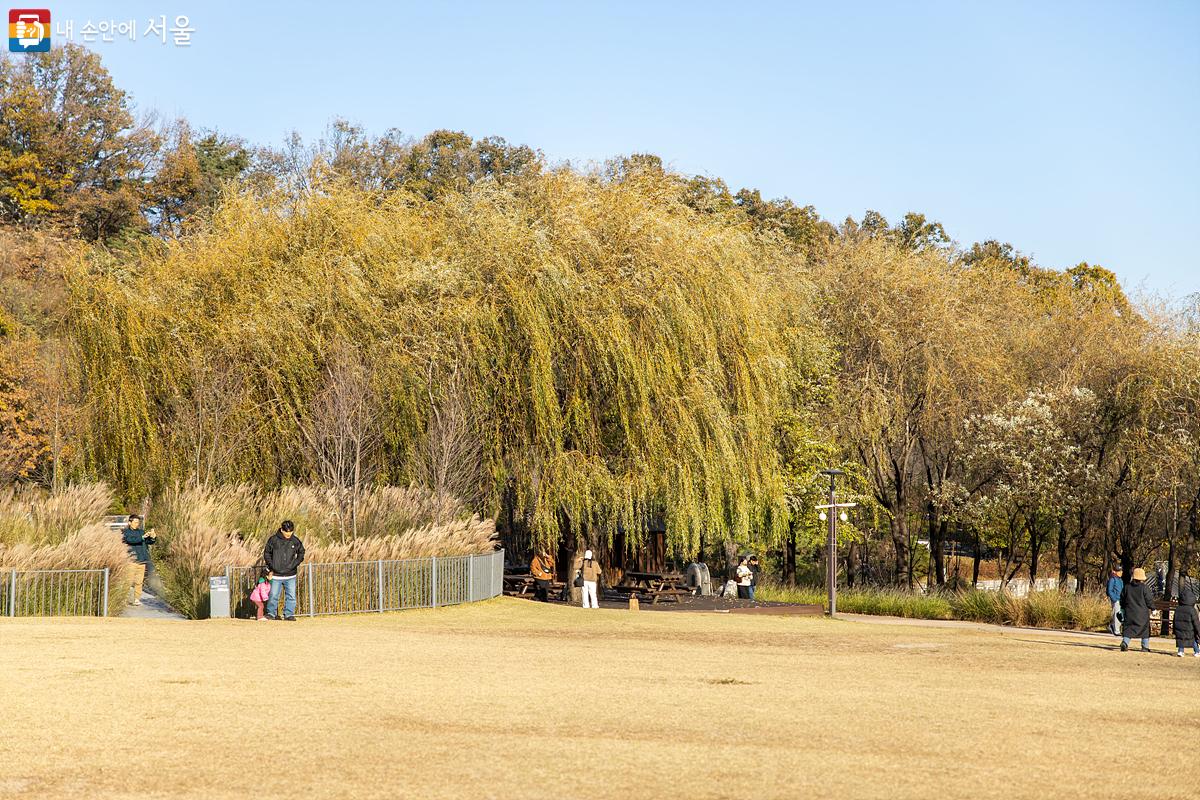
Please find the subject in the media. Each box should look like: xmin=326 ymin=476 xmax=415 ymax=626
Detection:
xmin=846 ymin=541 xmax=858 ymax=588
xmin=1056 ymin=517 xmax=1069 ymax=587
xmin=783 ymin=522 xmax=797 ymax=587
xmin=1074 ymin=526 xmax=1086 ymax=595
xmin=891 ymin=514 xmax=909 ymax=587
xmin=926 ymin=500 xmax=944 ymax=588
xmin=970 ymin=527 xmax=981 ymax=588
xmin=1027 ymin=511 xmax=1042 ymax=586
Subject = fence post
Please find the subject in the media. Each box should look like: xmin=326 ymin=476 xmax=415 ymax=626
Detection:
xmin=307 ymin=563 xmax=315 ymax=617
xmin=101 ymin=568 xmax=109 ymax=618
xmin=377 ymin=559 xmax=384 ymax=613
xmin=8 ymin=569 xmax=15 ymax=617
xmin=431 ymin=556 xmax=438 ymax=608
xmin=468 ymin=554 xmax=474 ymax=602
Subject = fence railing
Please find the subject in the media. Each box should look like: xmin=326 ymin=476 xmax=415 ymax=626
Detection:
xmin=224 ymin=549 xmax=504 ymax=619
xmin=974 ymin=577 xmax=1078 ymax=597
xmin=1 ymin=568 xmax=110 ymax=617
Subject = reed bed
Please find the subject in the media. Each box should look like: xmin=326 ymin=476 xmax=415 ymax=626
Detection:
xmin=0 ymin=483 xmax=115 ymax=547
xmin=153 ymin=484 xmax=496 ymax=618
xmin=0 ymin=523 xmax=136 ymax=616
xmin=756 ymin=584 xmax=1111 ymax=631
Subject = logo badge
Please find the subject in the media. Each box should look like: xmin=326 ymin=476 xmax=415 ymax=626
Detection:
xmin=9 ymin=8 xmax=50 ymax=52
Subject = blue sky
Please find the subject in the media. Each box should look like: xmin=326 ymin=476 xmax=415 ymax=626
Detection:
xmin=48 ymin=0 xmax=1200 ymax=298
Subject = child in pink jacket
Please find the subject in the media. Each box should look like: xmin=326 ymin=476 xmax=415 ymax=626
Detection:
xmin=250 ymin=576 xmax=271 ymax=620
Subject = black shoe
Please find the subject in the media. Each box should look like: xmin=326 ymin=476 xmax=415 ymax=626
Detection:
xmin=1119 ymin=641 xmax=1128 ymax=651
xmin=284 ymin=615 xmax=297 ymax=621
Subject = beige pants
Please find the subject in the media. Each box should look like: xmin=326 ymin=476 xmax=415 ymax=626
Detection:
xmin=130 ymin=563 xmax=146 ymax=601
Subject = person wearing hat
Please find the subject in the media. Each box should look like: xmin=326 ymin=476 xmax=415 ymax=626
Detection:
xmin=1173 ymin=569 xmax=1200 ymax=658
xmin=1106 ymin=567 xmax=1124 ymax=636
xmin=1119 ymin=567 xmax=1155 ymax=652
xmin=530 ymin=550 xmax=556 ymax=602
xmin=572 ymin=549 xmax=602 ymax=609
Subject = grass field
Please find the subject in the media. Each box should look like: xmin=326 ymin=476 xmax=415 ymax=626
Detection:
xmin=0 ymin=599 xmax=1192 ymax=800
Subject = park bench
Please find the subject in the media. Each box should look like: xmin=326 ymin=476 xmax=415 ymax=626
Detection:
xmin=503 ymin=573 xmax=565 ymax=599
xmin=1152 ymin=599 xmax=1178 ymax=636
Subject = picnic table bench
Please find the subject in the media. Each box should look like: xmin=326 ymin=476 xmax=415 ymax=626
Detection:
xmin=503 ymin=573 xmax=565 ymax=599
xmin=615 ymin=571 xmax=693 ymax=605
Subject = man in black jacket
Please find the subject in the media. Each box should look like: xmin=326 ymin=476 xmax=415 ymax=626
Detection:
xmin=264 ymin=520 xmax=305 ymax=621
xmin=122 ymin=514 xmax=156 ymax=606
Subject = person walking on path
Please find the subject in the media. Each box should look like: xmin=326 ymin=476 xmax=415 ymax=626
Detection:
xmin=1173 ymin=570 xmax=1200 ymax=658
xmin=1119 ymin=567 xmax=1155 ymax=652
xmin=264 ymin=520 xmax=305 ymax=621
xmin=530 ymin=550 xmax=556 ymax=602
xmin=573 ymin=549 xmax=602 ymax=609
xmin=1106 ymin=568 xmax=1124 ymax=635
xmin=121 ymin=514 xmax=156 ymax=606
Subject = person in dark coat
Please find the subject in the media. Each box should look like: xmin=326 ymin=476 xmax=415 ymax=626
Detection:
xmin=263 ymin=520 xmax=305 ymax=621
xmin=1119 ymin=568 xmax=1155 ymax=652
xmin=1174 ymin=570 xmax=1199 ymax=658
xmin=121 ymin=514 xmax=157 ymax=606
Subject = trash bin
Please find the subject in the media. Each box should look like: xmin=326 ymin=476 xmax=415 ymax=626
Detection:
xmin=209 ymin=575 xmax=230 ymax=619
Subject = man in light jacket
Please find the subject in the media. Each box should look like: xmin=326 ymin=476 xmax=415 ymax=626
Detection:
xmin=264 ymin=520 xmax=305 ymax=621
xmin=1106 ymin=567 xmax=1124 ymax=635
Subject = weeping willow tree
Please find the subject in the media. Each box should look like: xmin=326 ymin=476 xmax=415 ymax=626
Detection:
xmin=66 ymin=168 xmax=829 ymax=556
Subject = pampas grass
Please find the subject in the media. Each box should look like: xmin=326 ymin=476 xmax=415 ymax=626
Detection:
xmin=154 ymin=483 xmax=496 ymax=618
xmin=0 ymin=483 xmax=131 ymax=616
xmin=0 ymin=483 xmax=115 ymax=546
xmin=0 ymin=523 xmax=136 ymax=615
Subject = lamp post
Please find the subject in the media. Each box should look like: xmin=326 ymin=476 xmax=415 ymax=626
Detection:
xmin=817 ymin=468 xmax=855 ymax=617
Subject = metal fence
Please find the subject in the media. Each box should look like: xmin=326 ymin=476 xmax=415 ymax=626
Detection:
xmin=224 ymin=549 xmax=504 ymax=618
xmin=1 ymin=568 xmax=110 ymax=617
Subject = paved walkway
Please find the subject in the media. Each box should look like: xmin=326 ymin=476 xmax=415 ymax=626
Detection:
xmin=120 ymin=591 xmax=185 ymax=619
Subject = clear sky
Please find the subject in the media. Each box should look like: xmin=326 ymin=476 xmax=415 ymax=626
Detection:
xmin=49 ymin=0 xmax=1200 ymax=298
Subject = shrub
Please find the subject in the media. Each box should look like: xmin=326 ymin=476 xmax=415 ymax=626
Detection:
xmin=759 ymin=583 xmax=1111 ymax=632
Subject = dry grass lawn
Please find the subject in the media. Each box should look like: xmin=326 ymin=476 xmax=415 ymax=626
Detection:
xmin=0 ymin=598 xmax=1192 ymax=799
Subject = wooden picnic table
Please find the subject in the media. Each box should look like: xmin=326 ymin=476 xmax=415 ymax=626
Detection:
xmin=503 ymin=573 xmax=564 ymax=599
xmin=618 ymin=571 xmax=692 ymax=604
xmin=503 ymin=574 xmax=536 ymax=597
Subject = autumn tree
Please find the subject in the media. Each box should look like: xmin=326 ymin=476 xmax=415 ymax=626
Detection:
xmin=0 ymin=44 xmax=158 ymax=238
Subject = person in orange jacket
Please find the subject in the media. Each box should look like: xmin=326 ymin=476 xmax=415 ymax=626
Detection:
xmin=530 ymin=550 xmax=556 ymax=602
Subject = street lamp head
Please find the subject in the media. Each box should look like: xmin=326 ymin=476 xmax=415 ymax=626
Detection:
xmin=819 ymin=469 xmax=845 ymax=477
xmin=818 ymin=511 xmax=828 ymax=521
